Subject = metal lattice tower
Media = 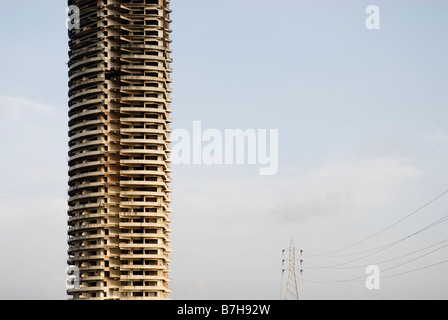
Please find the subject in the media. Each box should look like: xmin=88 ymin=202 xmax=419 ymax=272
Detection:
xmin=281 ymin=238 xmax=300 ymax=300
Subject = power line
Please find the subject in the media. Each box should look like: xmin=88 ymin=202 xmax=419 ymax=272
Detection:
xmin=304 ymin=187 xmax=448 ymax=257
xmin=380 ymin=259 xmax=448 ymax=280
xmin=293 ymin=136 xmax=448 ymax=293
xmin=301 ymin=243 xmax=448 ymax=284
xmin=300 ymin=213 xmax=448 ymax=269
xmin=303 ymin=237 xmax=448 ymax=270
xmin=299 ymin=135 xmax=448 ymax=256
xmin=300 ymin=258 xmax=448 ymax=284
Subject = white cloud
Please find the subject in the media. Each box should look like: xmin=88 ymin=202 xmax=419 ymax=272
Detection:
xmin=269 ymin=158 xmax=422 ymax=222
xmin=0 ymin=93 xmax=65 ymax=146
xmin=0 ymin=94 xmax=68 ymax=299
xmin=0 ymin=94 xmax=55 ymax=115
xmin=172 ymin=157 xmax=422 ymax=224
xmin=170 ymin=157 xmax=425 ymax=299
xmin=0 ymin=196 xmax=68 ymax=300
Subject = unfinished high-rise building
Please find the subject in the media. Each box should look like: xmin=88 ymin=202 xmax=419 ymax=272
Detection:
xmin=66 ymin=0 xmax=173 ymax=300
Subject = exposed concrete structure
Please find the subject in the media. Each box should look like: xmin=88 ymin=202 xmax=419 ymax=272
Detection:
xmin=67 ymin=0 xmax=173 ymax=300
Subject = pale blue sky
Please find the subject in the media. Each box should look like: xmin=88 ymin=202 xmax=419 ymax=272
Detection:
xmin=0 ymin=1 xmax=447 ymax=299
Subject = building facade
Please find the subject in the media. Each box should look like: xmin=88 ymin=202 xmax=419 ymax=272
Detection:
xmin=66 ymin=0 xmax=173 ymax=300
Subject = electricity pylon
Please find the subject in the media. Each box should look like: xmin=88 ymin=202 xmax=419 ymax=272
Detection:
xmin=281 ymin=238 xmax=300 ymax=300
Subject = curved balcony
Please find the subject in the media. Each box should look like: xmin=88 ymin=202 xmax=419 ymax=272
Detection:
xmin=70 ymin=31 xmax=104 ymax=49
xmin=69 ymin=107 xmax=106 ymax=123
xmin=120 ymin=286 xmax=171 ymax=293
xmin=120 ymin=158 xmax=166 ymax=167
xmin=117 ymin=233 xmax=171 ymax=242
xmin=119 ymin=181 xmax=167 ymax=189
xmin=69 ymin=45 xmax=103 ymax=61
xmin=120 ymin=117 xmax=169 ymax=126
xmin=68 ymin=170 xmax=107 ymax=184
xmin=68 ymin=202 xmax=104 ymax=213
xmin=119 ymin=212 xmax=171 ymax=222
xmin=119 ymin=168 xmax=165 ymax=176
xmin=68 ymin=150 xmax=105 ymax=164
xmin=119 ymin=221 xmax=170 ymax=229
xmin=69 ymin=56 xmax=104 ymax=74
xmin=69 ymin=119 xmax=104 ymax=133
xmin=120 ymin=127 xmax=166 ymax=135
xmin=68 ymin=181 xmax=107 ymax=193
xmin=69 ymin=139 xmax=106 ymax=154
xmin=68 ymin=192 xmax=107 ymax=204
xmin=117 ymin=43 xmax=166 ymax=51
xmin=119 ymin=265 xmax=168 ymax=272
xmin=69 ymin=129 xmax=105 ymax=142
xmin=120 ymin=74 xmax=167 ymax=83
xmin=120 ymin=53 xmax=165 ymax=60
xmin=69 ymin=66 xmax=105 ymax=82
xmin=119 ymin=243 xmax=170 ymax=251
xmin=68 ymin=224 xmax=105 ymax=234
xmin=119 ymin=200 xmax=161 ymax=207
xmin=118 ymin=87 xmax=168 ymax=97
xmin=118 ymin=97 xmax=168 ymax=107
xmin=68 ymin=212 xmax=105 ymax=224
xmin=68 ymin=160 xmax=105 ymax=174
xmin=119 ymin=106 xmax=167 ymax=115
xmin=69 ymin=77 xmax=105 ymax=94
xmin=69 ymin=87 xmax=104 ymax=101
xmin=119 ymin=254 xmax=168 ymax=261
xmin=69 ymin=98 xmax=104 ymax=114
xmin=68 ymin=244 xmax=105 ymax=254
xmin=119 ymin=191 xmax=169 ymax=203
xmin=119 ymin=275 xmax=171 ymax=283
xmin=68 ymin=255 xmax=105 ymax=263
xmin=119 ymin=149 xmax=165 ymax=157
xmin=68 ymin=233 xmax=108 ymax=244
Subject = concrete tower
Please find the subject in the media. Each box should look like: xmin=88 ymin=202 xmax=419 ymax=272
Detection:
xmin=66 ymin=0 xmax=173 ymax=300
